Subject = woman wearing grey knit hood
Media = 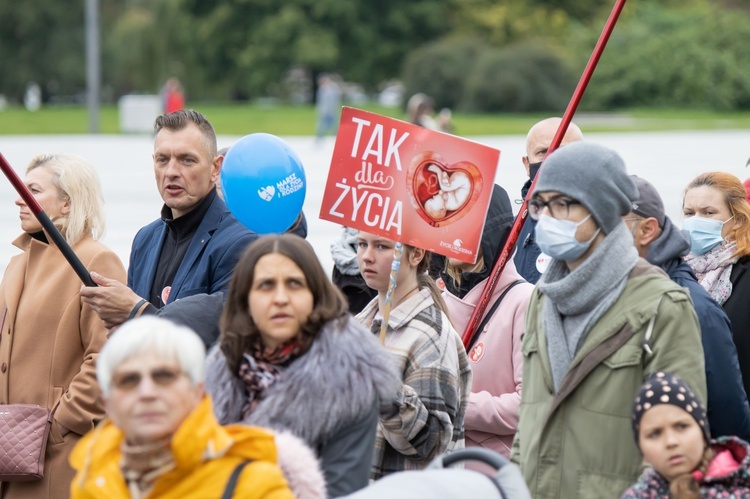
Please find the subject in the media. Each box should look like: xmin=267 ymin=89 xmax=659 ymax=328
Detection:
xmin=510 ymin=141 xmax=707 ymax=498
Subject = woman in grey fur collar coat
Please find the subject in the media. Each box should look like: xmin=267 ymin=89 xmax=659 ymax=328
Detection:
xmin=205 ymin=234 xmax=400 ymax=498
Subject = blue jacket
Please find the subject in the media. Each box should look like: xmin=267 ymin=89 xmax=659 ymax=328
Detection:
xmin=513 ymin=216 xmax=542 ymax=285
xmin=647 ymin=217 xmax=750 ymax=440
xmin=514 ymin=178 xmax=543 ymax=285
xmin=128 ymin=194 xmax=257 ymax=305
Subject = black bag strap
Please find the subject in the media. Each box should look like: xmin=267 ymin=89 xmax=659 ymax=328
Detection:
xmin=467 ymin=279 xmax=524 ymax=351
xmin=221 ymin=460 xmax=251 ymax=499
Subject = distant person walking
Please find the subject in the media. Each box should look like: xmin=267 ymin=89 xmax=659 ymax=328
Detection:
xmin=161 ymin=77 xmax=185 ymax=114
xmin=315 ymin=74 xmax=342 ymax=141
xmin=406 ymin=93 xmax=438 ymax=130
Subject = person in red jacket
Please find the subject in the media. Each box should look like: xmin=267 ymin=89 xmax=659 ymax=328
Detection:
xmin=162 ymin=77 xmax=185 ymax=114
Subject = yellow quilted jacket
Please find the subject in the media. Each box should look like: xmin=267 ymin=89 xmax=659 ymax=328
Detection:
xmin=70 ymin=396 xmax=294 ymax=499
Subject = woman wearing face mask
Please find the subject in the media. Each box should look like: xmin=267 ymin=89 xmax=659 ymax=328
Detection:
xmin=683 ymin=172 xmax=750 ymax=399
xmin=512 ymin=142 xmax=706 ymax=498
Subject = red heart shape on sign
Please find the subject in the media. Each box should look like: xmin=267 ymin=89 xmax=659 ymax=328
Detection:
xmin=406 ymin=151 xmax=484 ymax=227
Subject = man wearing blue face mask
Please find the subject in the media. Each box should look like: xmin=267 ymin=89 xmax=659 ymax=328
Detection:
xmin=510 ymin=142 xmax=707 ymax=499
xmin=514 ymin=118 xmax=583 ymax=284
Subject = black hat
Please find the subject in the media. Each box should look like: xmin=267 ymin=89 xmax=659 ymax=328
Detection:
xmin=630 ymin=175 xmax=666 ymax=228
xmin=631 ymin=371 xmax=709 ymax=445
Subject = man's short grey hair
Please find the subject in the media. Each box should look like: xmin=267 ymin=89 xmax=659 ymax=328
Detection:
xmin=153 ymin=109 xmax=217 ymax=159
xmin=97 ymin=316 xmax=206 ymax=397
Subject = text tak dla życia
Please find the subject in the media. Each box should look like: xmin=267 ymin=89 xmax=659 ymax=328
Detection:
xmin=328 ymin=117 xmax=408 ymax=235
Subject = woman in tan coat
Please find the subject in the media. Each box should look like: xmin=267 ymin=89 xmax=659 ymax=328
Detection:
xmin=0 ymin=153 xmax=126 ymax=498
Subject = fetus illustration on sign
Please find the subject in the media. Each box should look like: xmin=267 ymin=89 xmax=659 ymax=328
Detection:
xmin=423 ymin=164 xmax=471 ymax=218
xmin=407 ymin=151 xmax=484 ymax=227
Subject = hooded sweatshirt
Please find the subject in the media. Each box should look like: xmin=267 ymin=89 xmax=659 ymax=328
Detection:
xmin=440 ymin=184 xmax=533 ymax=457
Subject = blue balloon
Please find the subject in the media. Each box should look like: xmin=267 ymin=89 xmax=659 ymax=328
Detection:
xmin=221 ymin=134 xmax=307 ymax=235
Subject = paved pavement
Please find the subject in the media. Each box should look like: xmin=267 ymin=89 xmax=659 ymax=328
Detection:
xmin=1 ymin=130 xmax=749 ymax=279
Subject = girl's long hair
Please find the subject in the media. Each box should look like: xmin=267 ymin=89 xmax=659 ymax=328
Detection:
xmin=405 ymin=245 xmax=452 ymax=324
xmin=669 ymin=445 xmax=714 ymax=499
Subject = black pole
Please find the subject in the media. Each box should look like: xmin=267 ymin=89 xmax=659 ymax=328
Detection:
xmin=0 ymin=153 xmax=96 ymax=287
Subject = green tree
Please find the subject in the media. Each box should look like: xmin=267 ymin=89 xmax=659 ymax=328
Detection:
xmin=574 ymin=2 xmax=750 ymax=110
xmin=0 ymin=0 xmax=85 ymax=101
xmin=401 ymin=37 xmax=488 ymax=110
xmin=181 ymin=0 xmax=455 ymax=99
xmin=103 ymin=0 xmax=198 ymax=97
xmin=462 ymin=40 xmax=575 ymax=112
xmin=451 ymin=0 xmax=570 ymax=47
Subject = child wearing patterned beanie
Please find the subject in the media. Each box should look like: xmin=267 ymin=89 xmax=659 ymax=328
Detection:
xmin=622 ymin=371 xmax=750 ymax=499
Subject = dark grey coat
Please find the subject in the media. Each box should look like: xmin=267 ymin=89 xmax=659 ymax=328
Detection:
xmin=205 ymin=316 xmax=401 ymax=498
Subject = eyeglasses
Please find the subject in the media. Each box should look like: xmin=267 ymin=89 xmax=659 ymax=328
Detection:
xmin=111 ymin=367 xmax=184 ymax=391
xmin=528 ymin=196 xmax=581 ymax=220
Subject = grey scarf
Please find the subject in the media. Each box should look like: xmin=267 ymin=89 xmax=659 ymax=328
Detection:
xmin=538 ymin=222 xmax=639 ymax=391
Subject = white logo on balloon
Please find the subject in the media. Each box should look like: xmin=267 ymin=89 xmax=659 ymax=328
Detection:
xmin=258 ymin=185 xmax=275 ymax=201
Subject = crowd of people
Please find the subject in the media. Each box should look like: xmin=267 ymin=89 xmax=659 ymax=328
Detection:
xmin=2 ymin=108 xmax=750 ymax=498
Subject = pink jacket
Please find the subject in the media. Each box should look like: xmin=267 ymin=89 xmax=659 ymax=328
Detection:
xmin=441 ymin=260 xmax=533 ymax=457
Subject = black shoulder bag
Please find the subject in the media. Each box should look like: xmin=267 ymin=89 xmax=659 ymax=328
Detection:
xmin=466 ymin=280 xmax=524 ymax=351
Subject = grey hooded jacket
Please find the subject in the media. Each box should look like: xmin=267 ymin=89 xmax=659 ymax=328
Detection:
xmin=205 ymin=316 xmax=401 ymax=497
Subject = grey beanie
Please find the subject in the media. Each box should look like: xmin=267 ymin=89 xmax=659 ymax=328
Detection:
xmin=535 ymin=141 xmax=638 ymax=234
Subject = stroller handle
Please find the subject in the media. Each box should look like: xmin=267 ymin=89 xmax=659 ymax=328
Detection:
xmin=440 ymin=447 xmax=509 ymax=470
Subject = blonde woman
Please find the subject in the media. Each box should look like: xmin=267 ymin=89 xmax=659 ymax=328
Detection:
xmin=0 ymin=153 xmax=126 ymax=499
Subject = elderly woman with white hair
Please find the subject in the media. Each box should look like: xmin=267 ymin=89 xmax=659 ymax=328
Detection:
xmin=0 ymin=153 xmax=126 ymax=499
xmin=70 ymin=316 xmax=324 ymax=498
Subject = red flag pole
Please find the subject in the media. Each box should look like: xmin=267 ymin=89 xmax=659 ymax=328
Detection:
xmin=0 ymin=153 xmax=96 ymax=287
xmin=461 ymin=0 xmax=628 ymax=349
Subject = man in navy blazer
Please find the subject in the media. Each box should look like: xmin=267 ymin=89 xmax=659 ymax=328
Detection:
xmin=81 ymin=110 xmax=257 ymax=329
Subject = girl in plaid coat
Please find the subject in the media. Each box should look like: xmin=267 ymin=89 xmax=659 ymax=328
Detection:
xmin=355 ymin=231 xmax=471 ymax=479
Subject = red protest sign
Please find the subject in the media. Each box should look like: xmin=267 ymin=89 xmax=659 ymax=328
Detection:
xmin=319 ymin=107 xmax=500 ymax=264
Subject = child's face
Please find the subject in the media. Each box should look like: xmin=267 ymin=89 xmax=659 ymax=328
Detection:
xmin=638 ymin=404 xmax=706 ymax=481
xmin=357 ymin=232 xmax=412 ymax=293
